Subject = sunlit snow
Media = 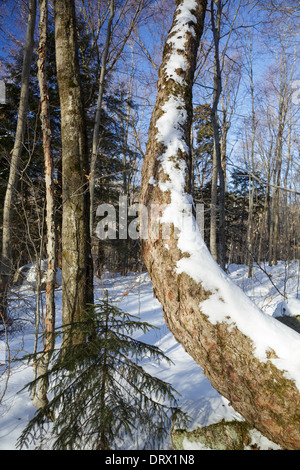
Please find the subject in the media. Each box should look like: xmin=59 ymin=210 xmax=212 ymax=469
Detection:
xmin=1 ymin=261 xmax=299 ymax=449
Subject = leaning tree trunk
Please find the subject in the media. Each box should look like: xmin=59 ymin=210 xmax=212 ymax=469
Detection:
xmin=140 ymin=0 xmax=300 ymax=450
xmin=0 ymin=0 xmax=37 ymax=323
xmin=54 ymin=0 xmax=93 ymax=345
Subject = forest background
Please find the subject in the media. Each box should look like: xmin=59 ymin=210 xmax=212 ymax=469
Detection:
xmin=0 ymin=0 xmax=299 ymax=279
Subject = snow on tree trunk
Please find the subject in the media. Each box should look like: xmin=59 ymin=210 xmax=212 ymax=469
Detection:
xmin=140 ymin=0 xmax=300 ymax=450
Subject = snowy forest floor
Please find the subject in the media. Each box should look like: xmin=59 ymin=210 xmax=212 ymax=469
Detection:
xmin=0 ymin=260 xmax=299 ymax=450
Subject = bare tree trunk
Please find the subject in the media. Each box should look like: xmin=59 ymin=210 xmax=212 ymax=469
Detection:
xmin=268 ymin=191 xmax=275 ymax=265
xmin=269 ymin=36 xmax=294 ymax=266
xmin=32 ymin=0 xmax=56 ymax=410
xmin=247 ymin=177 xmax=254 ymax=277
xmin=257 ymin=141 xmax=273 ymax=265
xmin=210 ymin=153 xmax=218 ymax=262
xmin=272 ymin=104 xmax=284 ymax=266
xmin=283 ymin=121 xmax=292 ymax=263
xmin=89 ymin=0 xmax=145 ymax=236
xmin=247 ymin=56 xmax=256 ymax=278
xmin=272 ymin=125 xmax=283 ymax=266
xmin=89 ymin=0 xmax=115 ymax=237
xmin=257 ymin=184 xmax=268 ymax=266
xmin=220 ymin=112 xmax=229 ymax=189
xmin=210 ymin=0 xmax=225 ymax=270
xmin=54 ymin=0 xmax=93 ymax=346
xmin=89 ymin=0 xmax=114 ymax=279
xmin=0 ymin=0 xmax=37 ymax=323
xmin=140 ymin=0 xmax=300 ymax=450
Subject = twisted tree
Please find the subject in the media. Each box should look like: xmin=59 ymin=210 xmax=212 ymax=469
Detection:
xmin=140 ymin=0 xmax=300 ymax=450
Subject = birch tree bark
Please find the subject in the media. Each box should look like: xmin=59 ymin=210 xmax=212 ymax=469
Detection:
xmin=140 ymin=0 xmax=300 ymax=450
xmin=32 ymin=0 xmax=56 ymax=410
xmin=0 ymin=0 xmax=37 ymax=323
xmin=54 ymin=0 xmax=93 ymax=345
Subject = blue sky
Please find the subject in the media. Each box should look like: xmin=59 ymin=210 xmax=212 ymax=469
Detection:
xmin=0 ymin=0 xmax=28 ymax=61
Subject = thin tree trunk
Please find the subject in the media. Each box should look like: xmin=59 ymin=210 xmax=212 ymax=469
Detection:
xmin=272 ymin=111 xmax=284 ymax=266
xmin=190 ymin=123 xmax=194 ymax=197
xmin=272 ymin=165 xmax=283 ymax=265
xmin=210 ymin=0 xmax=225 ymax=270
xmin=283 ymin=122 xmax=292 ymax=263
xmin=220 ymin=113 xmax=228 ymax=189
xmin=247 ymin=177 xmax=254 ymax=277
xmin=0 ymin=0 xmax=37 ymax=323
xmin=270 ymin=37 xmax=293 ymax=266
xmin=210 ymin=152 xmax=218 ymax=262
xmin=257 ymin=183 xmax=269 ymax=266
xmin=140 ymin=0 xmax=300 ymax=450
xmin=89 ymin=0 xmax=115 ymax=237
xmin=32 ymin=0 xmax=56 ymax=410
xmin=268 ymin=191 xmax=275 ymax=266
xmin=89 ymin=0 xmax=114 ymax=279
xmin=54 ymin=0 xmax=93 ymax=346
xmin=247 ymin=60 xmax=256 ymax=278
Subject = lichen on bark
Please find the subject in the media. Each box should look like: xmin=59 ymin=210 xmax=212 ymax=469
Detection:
xmin=171 ymin=420 xmax=254 ymax=450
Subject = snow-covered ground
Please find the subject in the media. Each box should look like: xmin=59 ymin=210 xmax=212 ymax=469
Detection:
xmin=0 ymin=260 xmax=299 ymax=450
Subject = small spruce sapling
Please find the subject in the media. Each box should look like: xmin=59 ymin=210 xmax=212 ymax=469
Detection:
xmin=18 ymin=298 xmax=184 ymax=450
